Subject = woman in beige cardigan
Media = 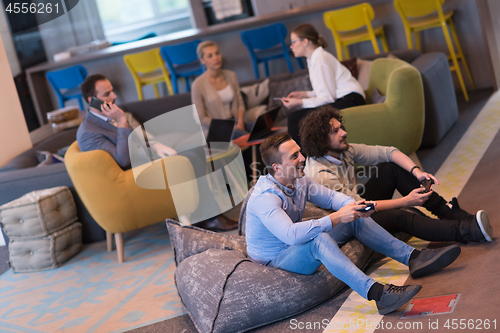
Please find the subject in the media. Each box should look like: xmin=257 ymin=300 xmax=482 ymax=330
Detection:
xmin=191 ymin=41 xmax=248 ymax=139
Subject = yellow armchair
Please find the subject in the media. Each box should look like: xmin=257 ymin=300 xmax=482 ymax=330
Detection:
xmin=64 ymin=141 xmax=197 ymax=263
xmin=342 ymin=58 xmax=424 ymax=156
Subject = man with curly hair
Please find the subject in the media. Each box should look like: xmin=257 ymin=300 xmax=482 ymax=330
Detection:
xmin=245 ymin=132 xmax=461 ymax=315
xmin=300 ymin=105 xmax=492 ymax=243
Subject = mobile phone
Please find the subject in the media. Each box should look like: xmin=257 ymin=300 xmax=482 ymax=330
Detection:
xmin=357 ymin=202 xmax=375 ymax=212
xmin=273 ymin=97 xmax=284 ymax=100
xmin=89 ymin=96 xmax=107 ymax=110
xmin=421 ymin=179 xmax=435 ymax=193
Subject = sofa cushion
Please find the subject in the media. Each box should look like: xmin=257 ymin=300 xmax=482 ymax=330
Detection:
xmin=268 ymin=72 xmax=312 ymax=107
xmin=356 ymin=58 xmax=373 ymax=91
xmin=340 ymin=58 xmax=358 ymax=78
xmin=267 ymin=72 xmax=312 ymax=127
xmin=36 ymin=151 xmax=65 ymax=167
xmin=371 ymin=88 xmax=387 ymax=104
xmin=166 ymin=219 xmax=246 ymax=266
xmin=240 ymin=78 xmax=270 ymax=109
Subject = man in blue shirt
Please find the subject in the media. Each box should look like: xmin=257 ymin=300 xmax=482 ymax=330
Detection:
xmin=246 ymin=133 xmax=460 ymax=315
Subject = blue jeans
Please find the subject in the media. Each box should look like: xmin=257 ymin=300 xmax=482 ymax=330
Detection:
xmin=267 ymin=217 xmax=414 ymax=299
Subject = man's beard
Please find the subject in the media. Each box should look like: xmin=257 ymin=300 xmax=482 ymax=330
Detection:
xmin=329 ymin=142 xmax=349 ymax=155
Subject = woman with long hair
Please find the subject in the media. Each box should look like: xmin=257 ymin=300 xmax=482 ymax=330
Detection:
xmin=282 ymin=23 xmax=365 ymax=145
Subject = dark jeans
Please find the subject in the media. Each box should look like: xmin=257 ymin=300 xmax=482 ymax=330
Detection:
xmin=361 ymin=162 xmax=459 ymax=242
xmin=288 ymin=92 xmax=366 ymax=146
xmin=371 ymin=209 xmax=458 ymax=242
xmin=362 ymin=162 xmax=421 ymax=201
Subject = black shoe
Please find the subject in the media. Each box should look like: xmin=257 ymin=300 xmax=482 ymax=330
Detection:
xmin=475 ymin=210 xmax=493 ymax=241
xmin=458 ymin=210 xmax=493 ymax=242
xmin=409 ymin=245 xmax=461 ymax=278
xmin=437 ymin=197 xmax=474 ymax=220
xmin=376 ymin=284 xmax=422 ymax=315
xmin=193 ymin=214 xmax=238 ymax=232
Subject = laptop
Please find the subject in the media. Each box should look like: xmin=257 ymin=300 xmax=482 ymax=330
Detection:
xmin=247 ymin=105 xmax=281 ymax=143
xmin=205 ymin=118 xmax=235 ymax=153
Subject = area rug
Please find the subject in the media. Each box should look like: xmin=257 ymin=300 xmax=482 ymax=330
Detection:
xmin=0 ymin=222 xmax=186 ymax=333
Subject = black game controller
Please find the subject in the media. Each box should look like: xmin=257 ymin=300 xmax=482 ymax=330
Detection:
xmin=357 ymin=202 xmax=375 ymax=212
xmin=421 ymin=179 xmax=435 ymax=193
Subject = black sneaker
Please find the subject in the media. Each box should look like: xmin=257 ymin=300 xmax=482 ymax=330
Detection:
xmin=475 ymin=210 xmax=493 ymax=241
xmin=442 ymin=197 xmax=474 ymax=220
xmin=409 ymin=245 xmax=461 ymax=278
xmin=376 ymin=284 xmax=422 ymax=315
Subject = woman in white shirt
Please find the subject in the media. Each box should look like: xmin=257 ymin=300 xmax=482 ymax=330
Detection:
xmin=281 ymin=24 xmax=365 ymax=145
xmin=191 ymin=41 xmax=248 ymax=139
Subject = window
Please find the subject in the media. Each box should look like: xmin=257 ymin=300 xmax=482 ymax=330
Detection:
xmin=96 ymin=0 xmax=191 ymax=40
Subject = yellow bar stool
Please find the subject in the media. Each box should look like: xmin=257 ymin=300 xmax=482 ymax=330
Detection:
xmin=323 ymin=3 xmax=388 ymax=61
xmin=123 ymin=48 xmax=174 ymax=101
xmin=394 ymin=0 xmax=475 ymax=101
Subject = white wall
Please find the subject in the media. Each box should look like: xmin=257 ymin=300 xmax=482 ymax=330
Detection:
xmin=0 ymin=34 xmax=32 ymax=168
xmin=0 ymin=6 xmax=21 ymax=76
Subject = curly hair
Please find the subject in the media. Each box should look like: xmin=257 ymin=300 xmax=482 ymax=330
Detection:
xmin=299 ymin=105 xmax=343 ymax=158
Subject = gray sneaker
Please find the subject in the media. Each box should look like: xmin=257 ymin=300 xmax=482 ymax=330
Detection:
xmin=409 ymin=245 xmax=461 ymax=278
xmin=376 ymin=284 xmax=422 ymax=315
xmin=476 ymin=210 xmax=493 ymax=242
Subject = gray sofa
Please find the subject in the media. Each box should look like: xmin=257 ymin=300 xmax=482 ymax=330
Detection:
xmin=0 ymin=49 xmax=457 ymax=244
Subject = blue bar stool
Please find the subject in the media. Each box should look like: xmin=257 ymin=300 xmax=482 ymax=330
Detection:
xmin=46 ymin=65 xmax=87 ymax=110
xmin=241 ymin=23 xmax=304 ymax=79
xmin=160 ymin=40 xmax=205 ymax=94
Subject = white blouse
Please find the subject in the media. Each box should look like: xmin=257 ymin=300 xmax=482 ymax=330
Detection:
xmin=217 ymin=84 xmax=234 ymax=119
xmin=302 ymin=47 xmax=365 ymax=109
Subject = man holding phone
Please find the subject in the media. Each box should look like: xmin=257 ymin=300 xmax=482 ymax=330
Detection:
xmin=77 ymin=74 xmax=238 ymax=231
xmin=78 ymin=74 xmax=175 ymax=168
xmin=246 ymin=132 xmax=461 ymax=315
xmin=300 ymin=106 xmax=492 ymax=243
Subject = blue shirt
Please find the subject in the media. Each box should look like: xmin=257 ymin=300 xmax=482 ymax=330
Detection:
xmin=245 ymin=174 xmax=355 ymax=264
